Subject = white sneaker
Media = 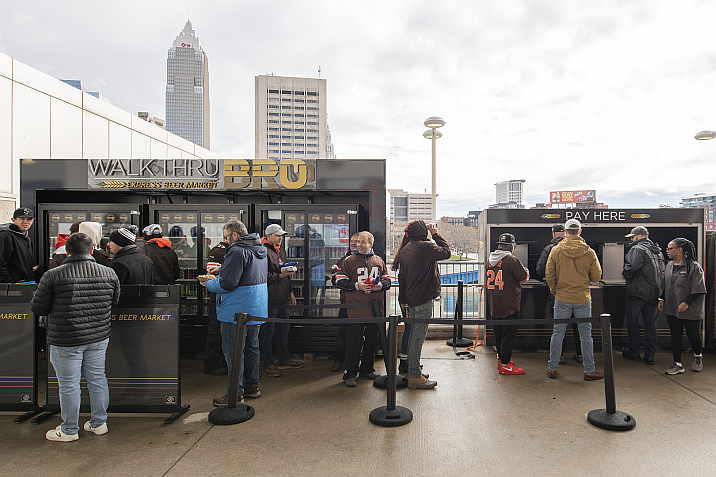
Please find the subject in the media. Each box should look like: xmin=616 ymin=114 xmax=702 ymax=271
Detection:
xmin=46 ymin=425 xmax=79 ymax=442
xmin=84 ymin=421 xmax=108 ymax=435
xmin=665 ymin=362 xmax=685 ymax=375
xmin=692 ymin=355 xmax=703 ymax=372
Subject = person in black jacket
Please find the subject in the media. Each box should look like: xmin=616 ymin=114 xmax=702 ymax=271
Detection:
xmin=0 ymin=207 xmax=35 ymax=283
xmin=108 ymin=227 xmax=153 ymax=285
xmin=30 ymin=233 xmax=120 ymax=442
xmin=141 ymin=224 xmax=180 ymax=285
xmin=622 ymin=226 xmax=665 ymax=365
xmin=202 ymin=240 xmax=229 ymax=376
xmin=535 ymin=224 xmax=582 ymax=364
xmin=259 ymin=224 xmax=301 ymax=377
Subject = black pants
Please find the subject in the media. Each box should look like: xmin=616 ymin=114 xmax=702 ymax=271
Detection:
xmin=333 ymin=307 xmax=348 ymax=361
xmin=343 ymin=323 xmax=377 ymax=379
xmin=548 ymin=295 xmax=581 ymax=355
xmin=204 ymin=305 xmax=227 ymax=371
xmin=494 ymin=312 xmax=519 ymax=364
xmin=666 ymin=315 xmax=702 ymax=362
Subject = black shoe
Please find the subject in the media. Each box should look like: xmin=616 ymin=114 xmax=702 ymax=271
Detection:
xmin=643 ymin=356 xmax=654 ymax=365
xmin=622 ymin=350 xmax=641 ymax=361
xmin=205 ymin=366 xmax=228 ymax=376
xmin=573 ymin=354 xmax=583 ymax=364
xmin=360 ymin=372 xmax=380 ymax=380
xmin=398 ymin=360 xmax=408 ymax=374
xmin=331 ymin=360 xmax=344 ymax=372
xmin=559 ymin=356 xmax=566 ymax=365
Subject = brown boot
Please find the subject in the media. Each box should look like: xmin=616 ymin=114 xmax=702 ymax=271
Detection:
xmin=584 ymin=371 xmax=605 ymax=381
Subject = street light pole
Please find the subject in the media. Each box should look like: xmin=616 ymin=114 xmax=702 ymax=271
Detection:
xmin=423 ymin=116 xmax=445 ymax=223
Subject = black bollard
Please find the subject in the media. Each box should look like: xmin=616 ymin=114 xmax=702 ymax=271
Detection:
xmin=373 ymin=316 xmax=408 ymax=390
xmin=587 ymin=314 xmax=636 ymax=431
xmin=209 ymin=312 xmax=255 ymax=425
xmin=447 ymin=280 xmax=473 ymax=348
xmin=370 ymin=314 xmax=412 ymax=427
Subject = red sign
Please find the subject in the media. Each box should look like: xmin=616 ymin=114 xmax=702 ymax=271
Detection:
xmin=181 ymin=43 xmax=190 ymax=47
xmin=550 ymin=190 xmax=596 ymax=204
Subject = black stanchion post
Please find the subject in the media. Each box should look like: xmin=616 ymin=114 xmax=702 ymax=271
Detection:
xmin=370 ymin=314 xmax=412 ymax=427
xmin=209 ymin=312 xmax=255 ymax=425
xmin=587 ymin=314 xmax=636 ymax=431
xmin=374 ymin=311 xmax=408 ymax=389
xmin=447 ymin=280 xmax=473 ymax=348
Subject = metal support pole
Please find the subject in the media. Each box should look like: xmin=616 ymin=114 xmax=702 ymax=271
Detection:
xmin=209 ymin=312 xmax=255 ymax=425
xmin=447 ymin=280 xmax=473 ymax=348
xmin=431 ymin=131 xmax=437 ymax=223
xmin=587 ymin=314 xmax=636 ymax=431
xmin=369 ymin=315 xmax=412 ymax=427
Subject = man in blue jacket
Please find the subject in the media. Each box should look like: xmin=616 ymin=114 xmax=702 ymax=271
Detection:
xmin=199 ymin=219 xmax=267 ymax=406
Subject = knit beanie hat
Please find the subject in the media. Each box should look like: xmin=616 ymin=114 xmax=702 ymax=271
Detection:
xmin=78 ymin=222 xmax=103 ymax=247
xmin=405 ymin=220 xmax=428 ymax=239
xmin=109 ymin=227 xmax=136 ymax=247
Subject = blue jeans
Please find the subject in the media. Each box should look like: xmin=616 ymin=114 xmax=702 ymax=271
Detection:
xmin=221 ymin=323 xmax=260 ymax=395
xmin=407 ymin=301 xmax=432 ymax=379
xmin=548 ymin=300 xmax=595 ymax=373
xmin=259 ymin=303 xmax=291 ymax=367
xmin=625 ymin=298 xmax=659 ymax=359
xmin=50 ymin=338 xmax=110 ymax=435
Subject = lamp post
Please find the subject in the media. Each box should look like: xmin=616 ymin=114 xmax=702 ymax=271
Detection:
xmin=423 ymin=116 xmax=445 ymax=223
xmin=694 ymin=130 xmax=716 ymax=140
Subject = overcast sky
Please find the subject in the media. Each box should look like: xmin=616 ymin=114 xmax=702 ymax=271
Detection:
xmin=3 ymin=1 xmax=716 ymax=217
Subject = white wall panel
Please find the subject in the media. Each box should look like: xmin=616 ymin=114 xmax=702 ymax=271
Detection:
xmin=168 ymin=145 xmax=181 ymax=159
xmin=13 ymin=82 xmax=50 ymax=160
xmin=50 ymin=97 xmax=82 ymax=159
xmin=83 ymin=93 xmax=131 ymax=128
xmin=131 ymin=131 xmax=151 ymax=159
xmin=108 ymin=121 xmax=131 ymax=158
xmin=0 ymin=52 xmax=11 ymax=80
xmin=83 ymin=111 xmax=109 ymax=159
xmin=181 ymin=150 xmax=197 ymax=159
xmin=150 ymin=138 xmax=167 ymax=159
xmin=13 ymin=60 xmax=82 ymax=108
xmin=0 ymin=77 xmax=12 ymax=193
xmin=131 ymin=114 xmax=166 ymax=142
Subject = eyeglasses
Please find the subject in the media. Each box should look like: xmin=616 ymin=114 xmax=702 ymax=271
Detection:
xmin=224 ymin=234 xmax=233 ymax=242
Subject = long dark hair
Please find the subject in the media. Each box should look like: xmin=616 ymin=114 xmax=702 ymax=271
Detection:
xmin=670 ymin=237 xmax=697 ymax=273
xmin=392 ymin=234 xmax=410 ymax=272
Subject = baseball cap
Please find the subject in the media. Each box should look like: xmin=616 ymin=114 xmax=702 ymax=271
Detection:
xmin=551 ymin=224 xmax=565 ymax=233
xmin=565 ymin=219 xmax=581 ymax=230
xmin=498 ymin=233 xmax=516 ymax=245
xmin=13 ymin=208 xmax=33 ymax=219
xmin=265 ymin=224 xmax=287 ymax=236
xmin=625 ymin=226 xmax=648 ymax=238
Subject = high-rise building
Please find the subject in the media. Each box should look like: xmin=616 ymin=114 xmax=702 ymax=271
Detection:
xmin=255 ymin=75 xmax=334 ymax=159
xmin=494 ymin=179 xmax=526 ymax=208
xmin=681 ymin=193 xmax=715 ymax=230
xmin=388 ymin=189 xmax=434 ymax=224
xmin=166 ymin=21 xmax=210 ymax=149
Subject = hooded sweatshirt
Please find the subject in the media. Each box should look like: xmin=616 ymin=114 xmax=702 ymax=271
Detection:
xmin=486 ymin=249 xmax=529 ymax=318
xmin=545 ymin=235 xmax=601 ymax=304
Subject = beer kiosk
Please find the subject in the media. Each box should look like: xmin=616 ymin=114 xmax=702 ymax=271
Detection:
xmin=20 ymin=158 xmax=386 ymax=355
xmin=478 ymin=207 xmax=707 ymax=349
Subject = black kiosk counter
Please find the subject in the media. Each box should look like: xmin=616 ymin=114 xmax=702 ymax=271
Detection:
xmin=20 ymin=158 xmax=386 ymax=355
xmin=478 ymin=208 xmax=708 ymax=349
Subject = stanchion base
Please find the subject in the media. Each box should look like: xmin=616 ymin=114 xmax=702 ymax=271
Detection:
xmin=587 ymin=409 xmax=636 ymax=431
xmin=373 ymin=375 xmax=408 ymax=389
xmin=369 ymin=406 xmax=413 ymax=427
xmin=209 ymin=404 xmax=255 ymax=425
xmin=447 ymin=338 xmax=474 ymax=347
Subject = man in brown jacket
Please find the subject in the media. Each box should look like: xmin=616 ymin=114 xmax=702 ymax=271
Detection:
xmin=545 ymin=219 xmax=604 ymax=381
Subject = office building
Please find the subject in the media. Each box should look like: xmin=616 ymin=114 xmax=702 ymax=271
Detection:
xmin=166 ymin=20 xmax=210 ymax=149
xmin=494 ymin=179 xmax=526 ymax=208
xmin=60 ymin=80 xmax=113 ymax=105
xmin=388 ymin=189 xmax=433 ymax=224
xmin=255 ymin=75 xmax=334 ymax=159
xmin=682 ymin=193 xmax=715 ymax=230
xmin=138 ymin=112 xmax=166 ymax=129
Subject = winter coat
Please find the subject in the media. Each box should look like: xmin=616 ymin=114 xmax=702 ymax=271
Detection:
xmin=622 ymin=238 xmax=665 ymax=304
xmin=205 ymin=233 xmax=267 ymax=325
xmin=262 ymin=238 xmax=293 ymax=305
xmin=545 ymin=235 xmax=602 ymax=304
xmin=108 ymin=244 xmax=154 ymax=285
xmin=142 ymin=238 xmax=180 ymax=285
xmin=395 ymin=233 xmax=451 ymax=307
xmin=535 ymin=236 xmax=564 ymax=282
xmin=30 ymin=254 xmax=120 ymax=347
xmin=661 ymin=260 xmax=706 ymax=321
xmin=0 ymin=224 xmax=34 ymax=283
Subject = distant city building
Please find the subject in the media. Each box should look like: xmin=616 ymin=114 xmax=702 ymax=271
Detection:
xmin=138 ymin=112 xmax=165 ymax=129
xmin=440 ymin=210 xmax=480 ymax=227
xmin=681 ymin=193 xmax=715 ymax=230
xmin=60 ymin=80 xmax=113 ymax=105
xmin=493 ymin=179 xmax=525 ymax=208
xmin=166 ymin=20 xmax=210 ymax=149
xmin=388 ymin=189 xmax=433 ymax=224
xmin=255 ymin=75 xmax=334 ymax=159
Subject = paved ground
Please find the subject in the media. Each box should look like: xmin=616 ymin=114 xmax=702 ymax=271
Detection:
xmin=1 ymin=340 xmax=714 ymax=477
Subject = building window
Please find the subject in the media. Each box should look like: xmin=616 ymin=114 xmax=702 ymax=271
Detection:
xmin=308 ymin=136 xmax=317 ymax=140
xmin=282 ymin=99 xmax=292 ymax=102
xmin=307 ymin=129 xmax=318 ymax=133
xmin=307 ymin=107 xmax=318 ymax=111
xmin=295 ymin=151 xmax=305 ymax=154
xmin=269 ymin=112 xmax=279 ymax=116
xmin=282 ymin=143 xmax=291 ymax=147
xmin=308 ymin=122 xmax=318 ymax=125
xmin=307 ymin=151 xmax=317 ymax=154
xmin=295 ymin=128 xmax=305 ymax=132
xmin=282 ymin=128 xmax=291 ymax=131
xmin=268 ymin=105 xmax=279 ymax=109
xmin=268 ymin=89 xmax=279 ymax=93
xmin=269 ymin=142 xmax=279 ymax=146
xmin=294 ymin=91 xmax=305 ymax=95
xmin=295 ymin=99 xmax=304 ymax=103
xmin=282 ymin=106 xmax=291 ymax=109
xmin=307 ymin=100 xmax=317 ymax=103
xmin=269 ymin=149 xmax=279 ymax=153
xmin=307 ymin=92 xmax=318 ymax=96
xmin=282 ymin=121 xmax=292 ymax=124
xmin=268 ymin=134 xmax=279 ymax=138
xmin=307 ymin=144 xmax=317 ymax=147
xmin=281 ymin=90 xmax=291 ymax=94
xmin=295 ymin=136 xmax=305 ymax=140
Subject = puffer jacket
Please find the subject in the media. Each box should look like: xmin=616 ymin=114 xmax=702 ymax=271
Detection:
xmin=206 ymin=233 xmax=267 ymax=325
xmin=109 ymin=244 xmax=154 ymax=285
xmin=545 ymin=235 xmax=602 ymax=304
xmin=30 ymin=254 xmax=120 ymax=347
xmin=622 ymin=238 xmax=665 ymax=304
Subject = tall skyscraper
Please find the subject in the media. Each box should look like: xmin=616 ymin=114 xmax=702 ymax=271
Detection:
xmin=166 ymin=21 xmax=210 ymax=149
xmin=493 ymin=179 xmax=526 ymax=208
xmin=255 ymin=75 xmax=334 ymax=159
